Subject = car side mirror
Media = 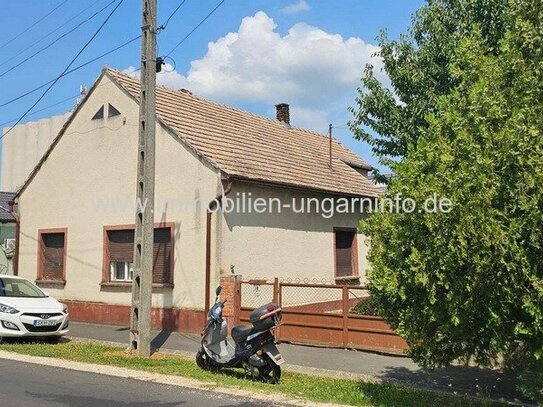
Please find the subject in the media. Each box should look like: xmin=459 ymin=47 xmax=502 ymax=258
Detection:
xmin=215 ymin=286 xmax=222 ymax=296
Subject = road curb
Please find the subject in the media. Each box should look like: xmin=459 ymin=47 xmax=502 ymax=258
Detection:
xmin=0 ymin=349 xmax=353 ymax=407
xmin=64 ymin=336 xmax=527 ymax=406
xmin=66 ymin=335 xmax=381 ymax=383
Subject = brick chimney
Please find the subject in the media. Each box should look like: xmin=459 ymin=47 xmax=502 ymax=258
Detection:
xmin=275 ymin=103 xmax=290 ymax=126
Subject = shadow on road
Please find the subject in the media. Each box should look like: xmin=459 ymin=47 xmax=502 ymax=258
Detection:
xmin=151 ymin=329 xmax=173 ymax=352
xmin=26 ymin=391 xmax=186 ymax=407
xmin=378 ymin=364 xmax=529 ymax=404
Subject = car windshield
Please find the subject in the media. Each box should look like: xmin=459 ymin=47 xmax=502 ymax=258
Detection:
xmin=0 ymin=277 xmax=47 ymax=298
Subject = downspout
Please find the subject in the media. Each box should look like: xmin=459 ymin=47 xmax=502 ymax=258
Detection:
xmin=1 ymin=201 xmax=19 ymax=276
xmin=205 ymin=176 xmax=233 ymax=317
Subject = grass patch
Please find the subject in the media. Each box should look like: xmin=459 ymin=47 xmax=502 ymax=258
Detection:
xmin=0 ymin=340 xmax=504 ymax=407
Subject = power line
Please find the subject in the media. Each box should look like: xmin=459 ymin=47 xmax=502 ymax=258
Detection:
xmin=158 ymin=0 xmax=189 ymax=32
xmin=0 ymin=0 xmax=117 ymax=78
xmin=166 ymin=0 xmax=225 ymax=56
xmin=0 ymin=0 xmax=70 ymax=51
xmin=0 ymin=95 xmax=77 ymax=128
xmin=0 ymin=0 xmax=103 ymax=67
xmin=1 ymin=0 xmax=215 ymax=133
xmin=0 ymin=0 xmax=125 ymax=141
xmin=0 ymin=35 xmax=140 ymax=109
xmin=0 ymin=66 xmax=141 ymax=128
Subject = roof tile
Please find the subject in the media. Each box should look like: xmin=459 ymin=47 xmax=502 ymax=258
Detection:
xmin=107 ymin=69 xmax=378 ymax=197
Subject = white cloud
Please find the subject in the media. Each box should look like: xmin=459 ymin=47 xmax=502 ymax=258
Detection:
xmin=123 ymin=11 xmax=385 ymax=133
xmin=281 ymin=0 xmax=311 ymax=14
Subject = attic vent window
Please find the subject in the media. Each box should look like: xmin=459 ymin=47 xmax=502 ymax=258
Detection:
xmin=91 ymin=105 xmax=104 ymax=120
xmin=108 ymin=103 xmax=121 ymax=117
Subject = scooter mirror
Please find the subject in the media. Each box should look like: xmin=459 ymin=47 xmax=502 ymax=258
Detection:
xmin=215 ymin=286 xmax=222 ymax=296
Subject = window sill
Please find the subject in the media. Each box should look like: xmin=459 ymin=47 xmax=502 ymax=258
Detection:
xmin=35 ymin=279 xmax=66 ymax=287
xmin=100 ymin=281 xmax=174 ymax=290
xmin=334 ymin=276 xmax=361 ymax=286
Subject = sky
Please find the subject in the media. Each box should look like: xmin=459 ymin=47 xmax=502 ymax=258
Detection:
xmin=0 ymin=0 xmax=424 ymax=173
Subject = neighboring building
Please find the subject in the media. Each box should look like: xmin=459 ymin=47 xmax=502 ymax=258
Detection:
xmin=0 ymin=192 xmax=17 ymax=275
xmin=14 ymin=68 xmax=378 ymax=332
xmin=368 ymin=173 xmax=395 ymax=194
xmin=1 ymin=113 xmax=69 ymax=192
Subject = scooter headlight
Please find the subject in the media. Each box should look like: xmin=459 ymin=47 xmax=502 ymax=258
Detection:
xmin=0 ymin=303 xmax=19 ymax=314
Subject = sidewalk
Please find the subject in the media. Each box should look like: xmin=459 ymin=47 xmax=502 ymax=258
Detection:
xmin=69 ymin=322 xmax=525 ymax=404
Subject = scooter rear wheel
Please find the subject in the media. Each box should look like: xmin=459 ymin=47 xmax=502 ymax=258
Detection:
xmin=196 ymin=349 xmax=221 ymax=372
xmin=260 ymin=355 xmax=281 ymax=384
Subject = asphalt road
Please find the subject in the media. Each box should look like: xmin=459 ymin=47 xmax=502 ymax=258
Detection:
xmin=0 ymin=359 xmax=281 ymax=407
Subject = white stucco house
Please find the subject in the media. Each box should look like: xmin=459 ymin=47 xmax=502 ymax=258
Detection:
xmin=13 ymin=68 xmax=378 ymax=332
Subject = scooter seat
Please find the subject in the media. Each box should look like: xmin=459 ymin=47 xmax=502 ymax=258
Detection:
xmin=231 ymin=325 xmax=256 ymax=344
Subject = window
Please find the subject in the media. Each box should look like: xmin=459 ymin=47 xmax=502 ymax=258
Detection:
xmin=334 ymin=228 xmax=358 ymax=279
xmin=37 ymin=229 xmax=67 ymax=282
xmin=91 ymin=105 xmax=104 ymax=120
xmin=108 ymin=103 xmax=121 ymax=117
xmin=111 ymin=261 xmax=133 ymax=281
xmin=103 ymin=224 xmax=174 ymax=285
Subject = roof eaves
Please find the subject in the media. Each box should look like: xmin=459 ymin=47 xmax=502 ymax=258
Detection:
xmin=341 ymin=159 xmax=373 ymax=171
xmin=229 ymin=174 xmax=379 ymax=199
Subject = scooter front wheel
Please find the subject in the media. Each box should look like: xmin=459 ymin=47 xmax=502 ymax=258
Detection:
xmin=260 ymin=354 xmax=281 ymax=384
xmin=196 ymin=349 xmax=221 ymax=372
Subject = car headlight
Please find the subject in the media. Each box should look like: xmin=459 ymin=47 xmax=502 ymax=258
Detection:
xmin=0 ymin=303 xmax=19 ymax=314
xmin=62 ymin=303 xmax=69 ymax=314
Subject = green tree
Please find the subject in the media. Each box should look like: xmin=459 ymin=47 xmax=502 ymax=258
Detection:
xmin=349 ymin=0 xmax=507 ymax=177
xmin=361 ymin=0 xmax=543 ymax=401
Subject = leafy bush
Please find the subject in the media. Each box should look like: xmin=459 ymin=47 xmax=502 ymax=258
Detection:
xmin=350 ymin=297 xmax=381 ymax=317
xmin=353 ymin=0 xmax=543 ymax=402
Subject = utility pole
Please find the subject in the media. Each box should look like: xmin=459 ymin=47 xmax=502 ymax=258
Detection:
xmin=130 ymin=0 xmax=157 ymax=357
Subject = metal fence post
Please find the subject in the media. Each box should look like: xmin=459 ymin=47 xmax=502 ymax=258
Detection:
xmin=342 ymin=285 xmax=349 ymax=348
xmin=275 ymin=278 xmax=282 ymax=343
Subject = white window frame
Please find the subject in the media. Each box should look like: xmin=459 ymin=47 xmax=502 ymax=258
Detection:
xmin=110 ymin=261 xmax=134 ymax=282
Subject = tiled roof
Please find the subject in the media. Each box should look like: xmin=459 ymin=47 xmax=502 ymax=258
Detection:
xmin=108 ymin=69 xmax=378 ymax=197
xmin=0 ymin=192 xmax=16 ymax=222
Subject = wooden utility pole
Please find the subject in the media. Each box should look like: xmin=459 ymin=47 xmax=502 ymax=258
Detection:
xmin=130 ymin=0 xmax=157 ymax=357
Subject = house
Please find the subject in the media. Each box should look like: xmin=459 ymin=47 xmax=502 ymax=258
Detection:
xmin=0 ymin=192 xmax=17 ymax=275
xmin=13 ymin=68 xmax=378 ymax=332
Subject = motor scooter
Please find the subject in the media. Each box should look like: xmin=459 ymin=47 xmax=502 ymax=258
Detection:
xmin=196 ymin=286 xmax=284 ymax=383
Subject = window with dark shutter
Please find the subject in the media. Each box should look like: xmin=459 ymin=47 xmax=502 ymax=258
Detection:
xmin=335 ymin=229 xmax=356 ymax=278
xmin=152 ymin=227 xmax=172 ymax=284
xmin=105 ymin=226 xmax=172 ymax=284
xmin=39 ymin=231 xmax=66 ymax=281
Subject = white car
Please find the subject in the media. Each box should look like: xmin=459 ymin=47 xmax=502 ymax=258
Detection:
xmin=0 ymin=275 xmax=69 ymax=341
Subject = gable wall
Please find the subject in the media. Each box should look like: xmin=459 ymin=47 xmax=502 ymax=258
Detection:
xmin=17 ymin=74 xmax=221 ymax=310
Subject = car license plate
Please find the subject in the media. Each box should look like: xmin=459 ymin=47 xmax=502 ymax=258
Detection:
xmin=33 ymin=319 xmax=57 ymax=327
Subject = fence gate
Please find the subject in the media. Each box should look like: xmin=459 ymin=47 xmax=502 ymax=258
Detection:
xmin=240 ymin=278 xmax=407 ymax=354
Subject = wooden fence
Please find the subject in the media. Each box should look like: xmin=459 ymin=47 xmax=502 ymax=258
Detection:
xmin=239 ymin=278 xmax=407 ymax=354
